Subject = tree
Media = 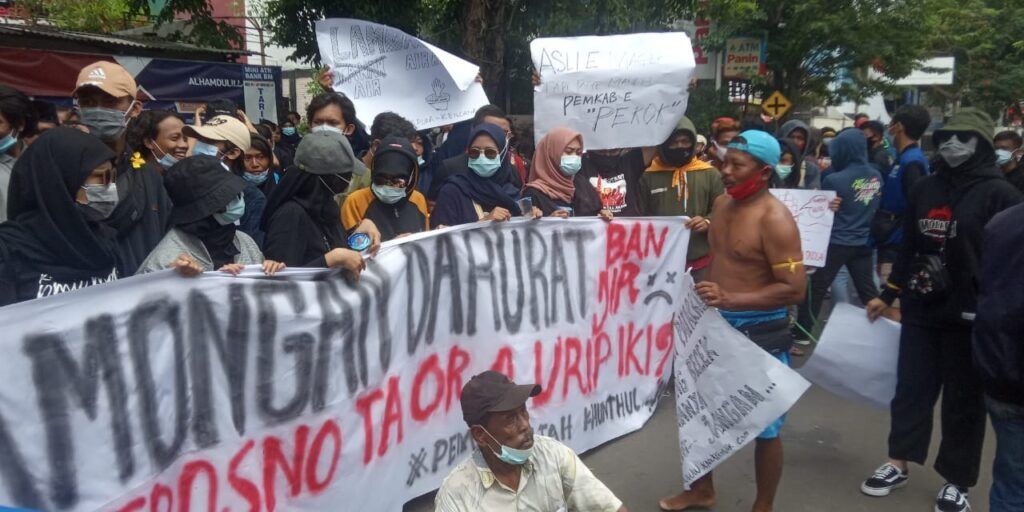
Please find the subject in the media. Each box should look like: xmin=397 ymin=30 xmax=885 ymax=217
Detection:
xmin=688 ymin=0 xmax=935 ymax=107
xmin=16 ymin=0 xmax=132 ymax=31
xmin=125 ymin=0 xmax=245 ymax=49
xmin=925 ymin=0 xmax=1024 ymax=118
xmin=260 ymin=0 xmax=421 ymax=66
xmin=264 ymin=0 xmax=684 ymax=113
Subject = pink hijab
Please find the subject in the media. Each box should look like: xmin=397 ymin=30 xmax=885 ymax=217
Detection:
xmin=525 ymin=127 xmax=582 ymax=204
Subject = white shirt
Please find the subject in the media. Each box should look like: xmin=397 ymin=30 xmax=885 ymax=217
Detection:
xmin=434 ymin=435 xmax=623 ymax=512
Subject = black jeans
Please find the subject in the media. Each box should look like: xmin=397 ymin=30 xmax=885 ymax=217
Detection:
xmin=888 ymin=322 xmax=987 ymax=487
xmin=795 ymin=244 xmax=878 ymax=333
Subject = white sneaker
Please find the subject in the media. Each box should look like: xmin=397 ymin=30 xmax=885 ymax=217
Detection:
xmin=934 ymin=483 xmax=970 ymax=512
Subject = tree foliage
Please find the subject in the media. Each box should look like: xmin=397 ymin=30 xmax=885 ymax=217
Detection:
xmin=688 ymin=0 xmax=934 ymax=107
xmin=125 ymin=0 xmax=244 ymax=49
xmin=17 ymin=0 xmax=132 ymax=31
xmin=925 ymin=0 xmax=1024 ymax=117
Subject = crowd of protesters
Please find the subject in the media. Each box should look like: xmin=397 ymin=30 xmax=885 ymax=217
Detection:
xmin=1 ymin=58 xmax=1023 ymax=512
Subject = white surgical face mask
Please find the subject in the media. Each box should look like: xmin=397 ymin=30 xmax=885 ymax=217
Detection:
xmin=938 ymin=135 xmax=978 ymax=168
xmin=312 ymin=124 xmax=342 ymax=135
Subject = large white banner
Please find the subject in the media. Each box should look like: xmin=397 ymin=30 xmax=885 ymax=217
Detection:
xmin=799 ymin=303 xmax=900 ymax=409
xmin=531 ymin=33 xmax=696 ymax=151
xmin=673 ymin=274 xmax=810 ymax=485
xmin=0 ymin=219 xmax=689 ymax=512
xmin=770 ymin=189 xmax=837 ymax=267
xmin=315 ymin=19 xmax=490 ymax=129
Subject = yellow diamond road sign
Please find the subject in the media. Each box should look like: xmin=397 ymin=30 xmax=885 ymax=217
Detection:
xmin=762 ymin=91 xmax=792 ymax=118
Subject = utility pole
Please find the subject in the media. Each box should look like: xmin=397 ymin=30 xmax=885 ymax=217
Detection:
xmin=247 ymin=15 xmax=266 ymax=65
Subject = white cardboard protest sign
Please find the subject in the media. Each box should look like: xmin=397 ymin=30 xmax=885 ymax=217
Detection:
xmin=531 ymin=32 xmax=696 ymax=151
xmin=799 ymin=303 xmax=900 ymax=409
xmin=770 ymin=189 xmax=837 ymax=267
xmin=0 ymin=219 xmax=689 ymax=512
xmin=315 ymin=19 xmax=490 ymax=129
xmin=673 ymin=273 xmax=810 ymax=485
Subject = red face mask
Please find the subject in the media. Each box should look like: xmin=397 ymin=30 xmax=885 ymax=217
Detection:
xmin=726 ymin=168 xmax=769 ymax=200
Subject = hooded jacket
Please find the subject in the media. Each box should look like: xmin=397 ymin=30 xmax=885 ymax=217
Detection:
xmin=880 ymin=110 xmax=1022 ymax=327
xmin=638 ymin=117 xmax=723 ymax=261
xmin=778 ymin=119 xmax=821 ymax=189
xmin=821 ymin=129 xmax=883 ymax=246
xmin=341 ymin=138 xmax=430 ymax=241
xmin=770 ymin=138 xmax=805 ymax=189
xmin=973 ymin=202 xmax=1024 ymax=405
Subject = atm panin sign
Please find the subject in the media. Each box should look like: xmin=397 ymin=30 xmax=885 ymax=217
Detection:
xmin=724 ymin=37 xmax=766 ymax=79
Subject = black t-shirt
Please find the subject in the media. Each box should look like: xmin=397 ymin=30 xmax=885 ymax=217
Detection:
xmin=0 ymin=261 xmax=118 ymax=307
xmin=578 ymin=149 xmax=646 ymax=216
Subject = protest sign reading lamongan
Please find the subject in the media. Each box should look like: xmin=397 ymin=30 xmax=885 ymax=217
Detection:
xmin=530 ymin=32 xmax=696 ymax=151
xmin=672 ymin=273 xmax=810 ymax=485
xmin=315 ymin=19 xmax=490 ymax=129
xmin=0 ymin=219 xmax=689 ymax=512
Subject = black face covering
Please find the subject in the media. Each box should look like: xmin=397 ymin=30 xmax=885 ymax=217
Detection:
xmin=178 ymin=217 xmax=239 ymax=269
xmin=261 ymin=167 xmax=345 ymax=247
xmin=659 ymin=129 xmax=696 ymax=167
xmin=661 ymin=146 xmax=695 ymax=167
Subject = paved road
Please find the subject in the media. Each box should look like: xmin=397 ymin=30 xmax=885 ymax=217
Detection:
xmin=404 ymin=357 xmax=996 ymax=512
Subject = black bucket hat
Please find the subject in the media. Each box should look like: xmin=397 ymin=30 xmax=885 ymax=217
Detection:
xmin=165 ymin=155 xmax=246 ymax=225
xmin=460 ymin=371 xmax=541 ymax=427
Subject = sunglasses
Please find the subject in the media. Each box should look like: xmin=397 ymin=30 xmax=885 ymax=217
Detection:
xmin=468 ymin=147 xmax=500 ymax=160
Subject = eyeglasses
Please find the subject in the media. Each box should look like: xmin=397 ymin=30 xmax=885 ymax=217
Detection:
xmin=373 ymin=176 xmax=408 ymax=188
xmin=468 ymin=147 xmax=500 ymax=159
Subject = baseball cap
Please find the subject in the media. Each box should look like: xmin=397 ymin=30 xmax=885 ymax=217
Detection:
xmin=75 ymin=61 xmax=137 ymax=99
xmin=294 ymin=130 xmax=369 ymax=176
xmin=183 ymin=115 xmax=251 ymax=152
xmin=727 ymin=130 xmax=781 ymax=167
xmin=460 ymin=371 xmax=541 ymax=427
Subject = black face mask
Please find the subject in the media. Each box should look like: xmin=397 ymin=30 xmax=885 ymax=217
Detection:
xmin=661 ymin=146 xmax=695 ymax=167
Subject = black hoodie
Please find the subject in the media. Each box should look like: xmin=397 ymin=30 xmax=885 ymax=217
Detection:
xmin=880 ymin=139 xmax=1022 ymax=327
xmin=0 ymin=129 xmax=120 ymax=307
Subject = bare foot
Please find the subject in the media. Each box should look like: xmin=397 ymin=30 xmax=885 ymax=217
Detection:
xmin=659 ymin=489 xmax=716 ymax=511
xmin=751 ymin=505 xmax=772 ymax=512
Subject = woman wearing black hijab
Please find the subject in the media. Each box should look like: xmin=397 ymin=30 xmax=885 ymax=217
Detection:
xmin=0 ymin=128 xmax=121 ymax=306
xmin=430 ymin=123 xmax=526 ymax=227
xmin=261 ymin=131 xmax=379 ymax=272
xmin=137 ymin=155 xmax=285 ymax=276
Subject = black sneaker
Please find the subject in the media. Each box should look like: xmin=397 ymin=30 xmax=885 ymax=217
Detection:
xmin=935 ymin=484 xmax=970 ymax=512
xmin=860 ymin=462 xmax=908 ymax=497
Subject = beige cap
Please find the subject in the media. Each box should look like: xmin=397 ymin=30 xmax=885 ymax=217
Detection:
xmin=75 ymin=61 xmax=138 ymax=99
xmin=183 ymin=115 xmax=252 ymax=151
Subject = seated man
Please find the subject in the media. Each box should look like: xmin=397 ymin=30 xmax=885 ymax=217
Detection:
xmin=436 ymin=371 xmax=627 ymax=512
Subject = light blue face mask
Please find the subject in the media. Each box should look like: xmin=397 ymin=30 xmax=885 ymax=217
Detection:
xmin=193 ymin=141 xmax=221 ymax=159
xmin=469 ymin=156 xmax=501 ymax=178
xmin=151 ymin=143 xmax=179 ymax=169
xmin=775 ymin=163 xmax=794 ymax=180
xmin=559 ymin=155 xmax=582 ymax=176
xmin=479 ymin=427 xmax=533 ymax=465
xmin=0 ymin=129 xmax=18 ymax=153
xmin=371 ymin=183 xmax=407 ymax=204
xmin=417 ymin=156 xmax=426 ymax=167
xmin=243 ymin=170 xmax=269 ymax=185
xmin=213 ymin=194 xmax=245 ymax=225
xmin=282 ymin=126 xmax=297 ymax=136
xmin=996 ymin=149 xmax=1014 ymax=167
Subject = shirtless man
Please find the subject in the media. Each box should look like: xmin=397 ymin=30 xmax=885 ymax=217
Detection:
xmin=659 ymin=130 xmax=806 ymax=512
